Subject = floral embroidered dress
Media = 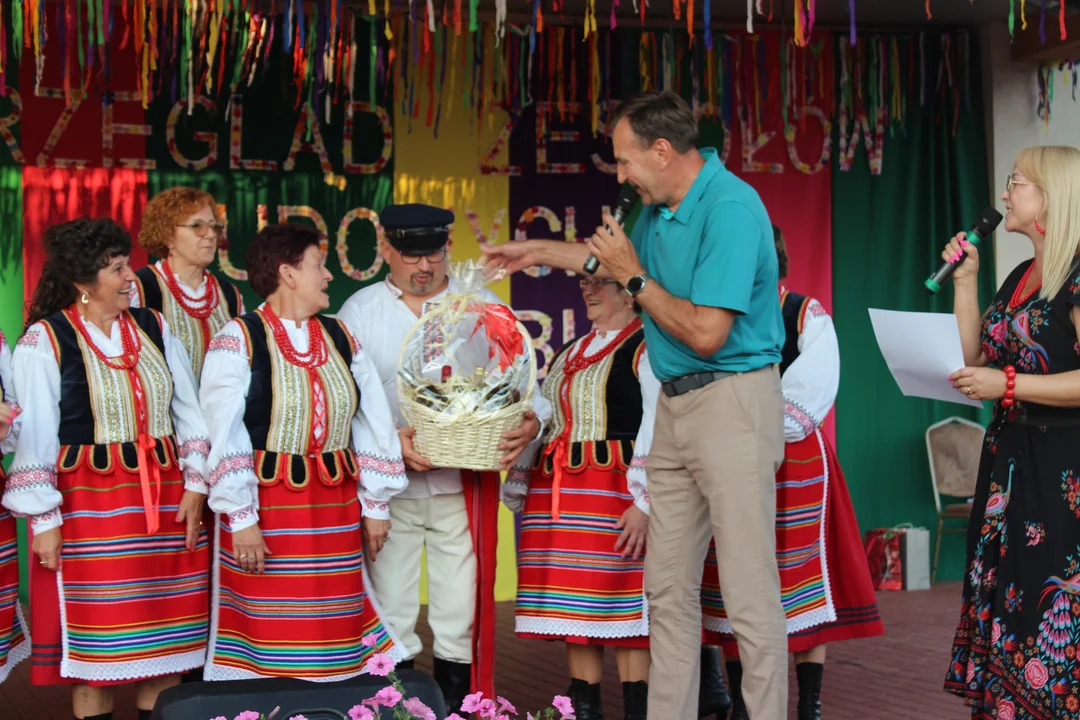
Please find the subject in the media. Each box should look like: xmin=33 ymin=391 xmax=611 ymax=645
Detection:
xmin=945 ymin=259 xmax=1080 ymax=719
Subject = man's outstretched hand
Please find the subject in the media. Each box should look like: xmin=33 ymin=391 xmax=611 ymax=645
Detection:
xmin=480 ymin=240 xmax=536 ymax=276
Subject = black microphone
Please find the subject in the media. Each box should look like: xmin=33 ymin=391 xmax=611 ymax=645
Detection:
xmin=583 ymin=184 xmax=640 ymax=275
xmin=924 ymin=206 xmax=1004 ymax=294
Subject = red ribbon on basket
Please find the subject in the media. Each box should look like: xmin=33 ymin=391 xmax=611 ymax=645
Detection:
xmin=469 ymin=304 xmax=524 ymax=372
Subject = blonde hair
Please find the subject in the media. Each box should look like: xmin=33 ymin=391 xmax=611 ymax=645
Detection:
xmin=1013 ymin=145 xmax=1080 ymax=300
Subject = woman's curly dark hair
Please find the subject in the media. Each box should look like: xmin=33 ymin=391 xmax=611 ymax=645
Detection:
xmin=245 ymin=223 xmax=322 ymax=299
xmin=25 ymin=218 xmax=133 ymax=329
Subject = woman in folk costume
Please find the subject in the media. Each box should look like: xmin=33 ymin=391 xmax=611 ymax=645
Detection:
xmin=199 ymin=223 xmax=408 ymax=681
xmin=701 ymin=225 xmax=884 ymax=720
xmin=3 ymin=218 xmax=211 ymax=719
xmin=0 ymin=336 xmax=25 ymax=685
xmin=131 ymin=187 xmax=244 ymax=683
xmin=130 ymin=186 xmax=244 ymax=380
xmin=502 ymin=275 xmax=655 ymax=720
xmin=943 ymin=147 xmax=1080 ymax=718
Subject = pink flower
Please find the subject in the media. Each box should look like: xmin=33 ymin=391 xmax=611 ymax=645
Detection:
xmin=1025 ymin=657 xmax=1049 ymax=689
xmin=997 ymin=699 xmax=1016 ymax=720
xmin=496 ymin=696 xmax=518 ymax=715
xmin=403 ymin=697 xmax=437 ymax=720
xmin=552 ymin=695 xmax=575 ymax=720
xmin=477 ymin=699 xmax=498 ymax=718
xmin=365 ymin=653 xmax=396 ymax=677
xmin=966 ymin=661 xmax=976 ymax=683
xmin=527 ymin=715 xmax=536 ymax=720
xmin=210 ymin=717 xmax=229 ymax=720
xmin=348 ymin=706 xmax=375 ymax=720
xmin=365 ymin=686 xmax=403 ymax=708
xmin=234 ymin=713 xmax=261 ymax=720
xmin=361 ymin=633 xmax=379 ymax=648
xmin=992 ymin=621 xmax=1002 ymax=644
xmin=446 ymin=715 xmax=467 ymax=720
xmin=989 ymin=321 xmax=1007 ymax=344
xmin=288 ymin=716 xmax=308 ymax=720
xmin=495 ymin=716 xmax=509 ymax=720
xmin=461 ymin=693 xmax=486 ymax=713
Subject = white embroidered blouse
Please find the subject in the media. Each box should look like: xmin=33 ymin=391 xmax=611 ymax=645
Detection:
xmin=199 ymin=309 xmax=408 ymax=531
xmin=2 ymin=314 xmax=210 ymax=534
xmin=782 ymin=293 xmax=841 ymax=443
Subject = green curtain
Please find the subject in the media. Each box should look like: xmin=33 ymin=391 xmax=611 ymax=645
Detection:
xmin=831 ymin=31 xmax=995 ymax=583
xmin=0 ymin=167 xmax=23 ymax=602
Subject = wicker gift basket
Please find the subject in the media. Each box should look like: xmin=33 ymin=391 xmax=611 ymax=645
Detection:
xmin=396 ymin=261 xmax=536 ymax=471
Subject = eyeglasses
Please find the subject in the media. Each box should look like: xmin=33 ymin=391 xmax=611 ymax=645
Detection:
xmin=177 ymin=220 xmax=225 ymax=237
xmin=1005 ymin=175 xmax=1033 ymax=194
xmin=400 ymin=249 xmax=448 ymax=265
xmin=579 ymin=278 xmax=620 ymax=290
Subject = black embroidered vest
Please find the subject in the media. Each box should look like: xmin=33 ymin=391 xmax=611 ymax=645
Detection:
xmin=236 ymin=312 xmax=360 ymax=488
xmin=535 ymin=326 xmax=646 ymax=475
xmin=43 ymin=308 xmax=179 ymax=471
xmin=780 ymin=291 xmax=810 ymax=377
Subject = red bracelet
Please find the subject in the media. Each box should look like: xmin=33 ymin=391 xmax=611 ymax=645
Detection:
xmin=1002 ymin=365 xmax=1017 ymax=409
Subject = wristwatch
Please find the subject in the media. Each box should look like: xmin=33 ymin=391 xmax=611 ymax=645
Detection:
xmin=626 ymin=273 xmax=650 ymax=297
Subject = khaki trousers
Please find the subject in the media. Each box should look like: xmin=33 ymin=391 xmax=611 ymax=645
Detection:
xmin=644 ymin=366 xmax=787 ymax=720
xmin=365 ymin=493 xmax=477 ymax=663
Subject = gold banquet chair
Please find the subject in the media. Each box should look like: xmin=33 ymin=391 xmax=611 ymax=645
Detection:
xmin=926 ymin=416 xmax=985 ymax=583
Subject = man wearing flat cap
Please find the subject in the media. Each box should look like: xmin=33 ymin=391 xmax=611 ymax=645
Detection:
xmin=337 ymin=203 xmax=550 ymax=713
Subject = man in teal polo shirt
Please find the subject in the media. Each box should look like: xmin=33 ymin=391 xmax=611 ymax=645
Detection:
xmin=482 ymin=90 xmax=786 ymax=720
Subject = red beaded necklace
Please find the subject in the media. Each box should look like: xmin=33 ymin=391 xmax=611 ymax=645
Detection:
xmin=1008 ymin=263 xmax=1041 ymax=311
xmin=562 ymin=317 xmax=643 ymax=377
xmin=259 ymin=304 xmax=328 ymax=369
xmin=65 ymin=306 xmax=142 ymax=370
xmin=160 ymin=260 xmax=219 ymax=319
xmin=161 ymin=260 xmax=219 ymax=352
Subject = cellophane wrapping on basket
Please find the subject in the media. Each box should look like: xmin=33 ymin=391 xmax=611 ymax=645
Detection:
xmin=398 ymin=260 xmax=531 ymax=430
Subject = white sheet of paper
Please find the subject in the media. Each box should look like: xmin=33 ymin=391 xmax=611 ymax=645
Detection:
xmin=868 ymin=309 xmax=984 ymax=408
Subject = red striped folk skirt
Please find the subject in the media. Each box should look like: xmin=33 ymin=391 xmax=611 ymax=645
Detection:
xmin=515 ymin=461 xmax=649 ymax=647
xmin=0 ymin=499 xmax=29 ymax=684
xmin=205 ymin=461 xmax=400 ymax=681
xmin=702 ymin=431 xmax=884 ymax=654
xmin=29 ymin=452 xmax=211 ymax=685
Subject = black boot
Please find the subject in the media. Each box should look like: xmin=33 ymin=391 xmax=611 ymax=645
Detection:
xmin=433 ymin=657 xmax=471 ymax=719
xmin=568 ymin=678 xmax=604 ymax=720
xmin=698 ymin=646 xmax=732 ymax=719
xmin=78 ymin=715 xmax=113 ymax=720
xmin=622 ymin=680 xmax=647 ymax=720
xmin=137 ymin=711 xmax=153 ymax=720
xmin=796 ymin=662 xmax=823 ymax=720
xmin=726 ymin=660 xmax=749 ymax=720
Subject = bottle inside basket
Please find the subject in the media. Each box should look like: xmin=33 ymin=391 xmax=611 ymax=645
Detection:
xmin=414 ymin=383 xmax=448 ymax=410
xmin=472 ymin=366 xmax=486 ymax=388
